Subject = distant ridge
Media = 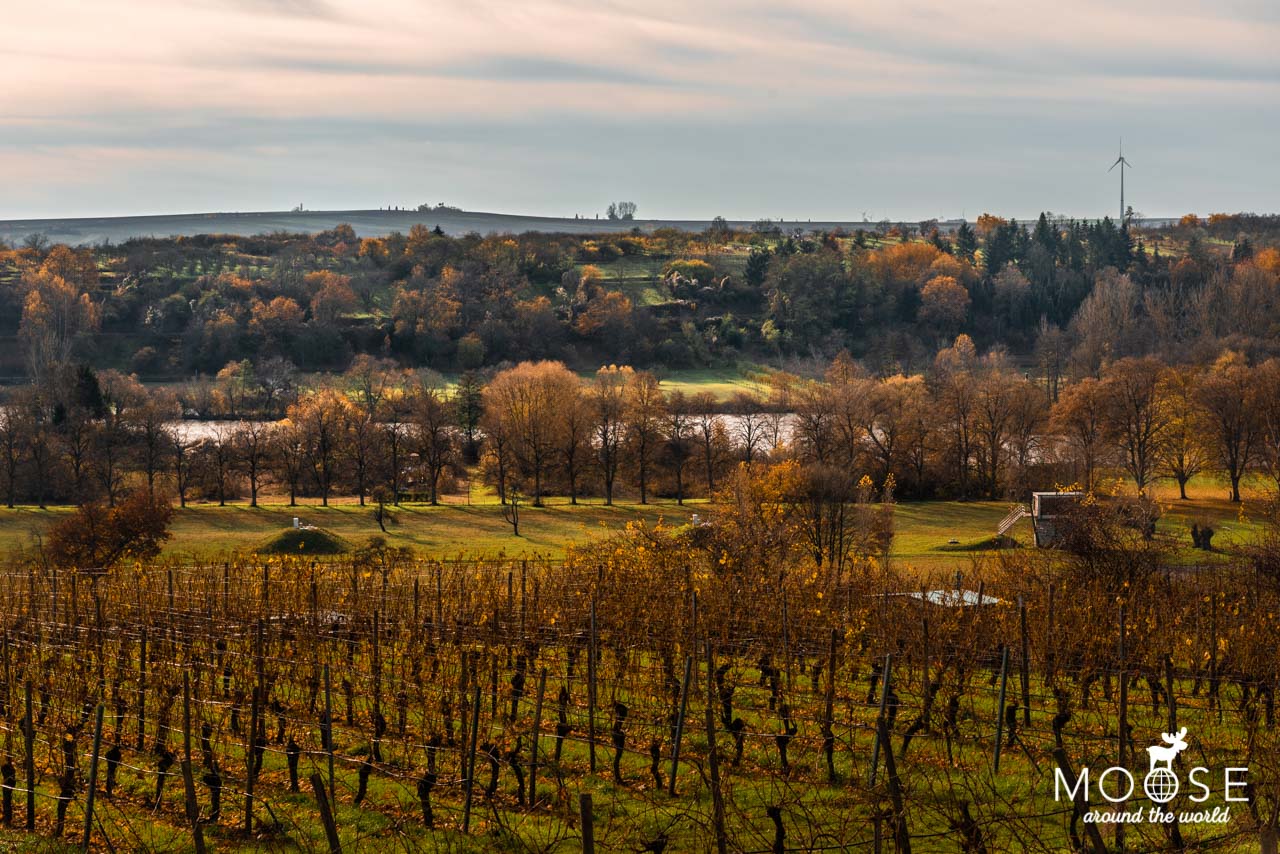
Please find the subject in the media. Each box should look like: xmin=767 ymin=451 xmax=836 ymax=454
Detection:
xmin=0 ymin=208 xmax=1180 ymax=247
xmin=0 ymin=208 xmax=870 ymax=246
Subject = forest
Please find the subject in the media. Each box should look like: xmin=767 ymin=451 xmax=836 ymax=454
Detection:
xmin=3 ymin=212 xmax=1278 ymax=384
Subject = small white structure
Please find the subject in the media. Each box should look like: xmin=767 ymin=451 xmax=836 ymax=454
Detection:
xmin=905 ymin=589 xmax=1001 ymax=608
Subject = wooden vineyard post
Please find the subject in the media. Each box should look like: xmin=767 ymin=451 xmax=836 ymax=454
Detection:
xmin=519 ymin=561 xmax=527 ymax=640
xmin=876 ymin=717 xmax=911 ymax=854
xmin=310 ymin=773 xmax=342 ymax=853
xmin=1051 ymin=748 xmax=1108 ymax=854
xmin=578 ymin=792 xmax=594 ymax=854
xmin=1118 ymin=606 xmax=1128 ymax=767
xmin=1165 ymin=653 xmax=1177 ymax=733
xmin=244 ymin=619 xmax=264 ymax=834
xmin=137 ymin=628 xmax=148 ymax=750
xmin=704 ymin=639 xmax=728 ymax=854
xmin=528 ymin=668 xmax=547 ymax=805
xmin=372 ymin=611 xmax=382 ymax=763
xmin=781 ymin=590 xmax=792 ymax=693
xmin=462 ymin=684 xmax=482 ymax=833
xmin=1046 ymin=583 xmax=1057 ymax=684
xmin=668 ymin=655 xmax=693 ymax=796
xmin=869 ymin=654 xmax=892 ymax=786
xmin=823 ymin=629 xmax=838 ymax=783
xmin=23 ymin=681 xmax=34 ymax=830
xmin=689 ymin=591 xmax=699 ymax=692
xmin=993 ymin=645 xmax=1010 ymax=773
xmin=434 ymin=565 xmax=443 ymax=645
xmin=81 ymin=705 xmax=104 ymax=853
xmin=1019 ymin=595 xmax=1031 ymax=726
xmin=1117 ymin=605 xmax=1128 ymax=853
xmin=324 ymin=663 xmax=335 ymax=805
xmin=412 ymin=577 xmax=420 ymax=633
xmin=587 ymin=596 xmax=598 ymax=773
xmin=181 ymin=672 xmax=207 ymax=854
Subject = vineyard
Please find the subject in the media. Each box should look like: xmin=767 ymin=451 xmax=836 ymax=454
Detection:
xmin=1 ymin=538 xmax=1278 ymax=852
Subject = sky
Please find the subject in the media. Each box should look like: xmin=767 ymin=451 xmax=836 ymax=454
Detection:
xmin=3 ymin=0 xmax=1278 ymax=221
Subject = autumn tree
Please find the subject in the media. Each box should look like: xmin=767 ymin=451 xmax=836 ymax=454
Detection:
xmin=1254 ymin=359 xmax=1280 ymax=490
xmin=1099 ymin=357 xmax=1169 ymax=495
xmin=1157 ymin=367 xmax=1211 ymax=499
xmin=94 ymin=370 xmax=147 ymax=505
xmin=1051 ymin=377 xmax=1108 ymax=491
xmin=233 ymin=419 xmax=273 ymax=507
xmin=662 ymin=391 xmax=695 ymax=504
xmin=591 ymin=366 xmax=630 ymax=505
xmin=409 ymin=373 xmax=456 ymax=505
xmin=289 ymin=386 xmax=351 ymax=506
xmin=308 ymin=272 xmax=358 ymax=325
xmin=972 ymin=357 xmax=1025 ymax=499
xmin=729 ymin=391 xmax=767 ymax=466
xmin=344 ymin=355 xmax=398 ymax=506
xmin=136 ymin=391 xmax=180 ymax=499
xmin=692 ymin=391 xmax=724 ymax=492
xmin=206 ymin=425 xmax=236 ymax=506
xmin=1001 ymin=378 xmax=1045 ymax=497
xmin=918 ymin=276 xmax=970 ymax=341
xmin=791 ymin=380 xmax=837 ymax=466
xmin=1196 ymin=351 xmax=1258 ymax=502
xmin=271 ymin=420 xmax=309 ymax=507
xmin=483 ymin=361 xmax=578 ymax=506
xmin=1069 ymin=268 xmax=1142 ymax=375
xmin=45 ymin=490 xmax=173 ymax=571
xmin=454 ymin=370 xmax=486 ymax=463
xmin=931 ymin=335 xmax=980 ymax=498
xmin=625 ymin=370 xmax=666 ymax=504
xmin=19 ymin=266 xmax=100 ymax=382
xmin=556 ymin=375 xmax=591 ymax=505
xmin=0 ymin=407 xmax=20 ymax=508
xmin=864 ymin=375 xmax=930 ymax=486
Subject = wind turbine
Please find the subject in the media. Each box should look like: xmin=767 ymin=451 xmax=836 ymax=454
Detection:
xmin=1109 ymin=140 xmax=1132 ymax=228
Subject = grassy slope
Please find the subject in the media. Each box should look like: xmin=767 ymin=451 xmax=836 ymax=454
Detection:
xmin=0 ymin=477 xmax=1263 ymax=567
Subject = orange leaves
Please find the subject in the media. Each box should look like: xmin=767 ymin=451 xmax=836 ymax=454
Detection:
xmin=919 ymin=275 xmax=971 ymax=334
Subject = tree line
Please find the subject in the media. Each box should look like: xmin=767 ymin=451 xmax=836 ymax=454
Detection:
xmin=3 ymin=338 xmax=1280 ymax=511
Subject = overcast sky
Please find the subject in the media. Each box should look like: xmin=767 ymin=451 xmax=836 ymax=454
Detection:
xmin=3 ymin=0 xmax=1277 ymax=221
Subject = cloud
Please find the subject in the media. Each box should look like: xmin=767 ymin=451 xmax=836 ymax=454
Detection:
xmin=1 ymin=0 xmax=1277 ymax=219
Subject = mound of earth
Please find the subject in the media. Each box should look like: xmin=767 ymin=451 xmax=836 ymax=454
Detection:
xmin=255 ymin=526 xmax=350 ymax=555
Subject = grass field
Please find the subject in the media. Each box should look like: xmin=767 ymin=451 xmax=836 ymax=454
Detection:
xmin=0 ymin=476 xmax=1265 ymax=567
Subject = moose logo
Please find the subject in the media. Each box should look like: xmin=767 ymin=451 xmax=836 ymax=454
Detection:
xmin=1144 ymin=727 xmax=1188 ymax=803
xmin=1053 ymin=725 xmax=1247 ymax=824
